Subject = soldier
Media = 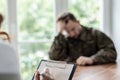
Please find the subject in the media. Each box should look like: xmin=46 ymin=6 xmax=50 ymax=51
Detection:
xmin=49 ymin=12 xmax=117 ymax=66
xmin=35 ymin=12 xmax=117 ymax=80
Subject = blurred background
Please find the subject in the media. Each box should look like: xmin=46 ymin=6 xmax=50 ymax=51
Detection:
xmin=0 ymin=0 xmax=120 ymax=80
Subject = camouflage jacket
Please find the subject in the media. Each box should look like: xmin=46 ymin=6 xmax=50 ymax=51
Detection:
xmin=48 ymin=25 xmax=117 ymax=64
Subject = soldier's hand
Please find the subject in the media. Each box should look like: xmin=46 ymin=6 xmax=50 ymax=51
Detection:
xmin=57 ymin=21 xmax=66 ymax=34
xmin=76 ymin=56 xmax=93 ymax=66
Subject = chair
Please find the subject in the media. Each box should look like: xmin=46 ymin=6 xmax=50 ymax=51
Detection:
xmin=0 ymin=40 xmax=21 ymax=80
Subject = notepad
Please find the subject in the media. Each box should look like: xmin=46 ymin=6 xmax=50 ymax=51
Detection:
xmin=32 ymin=60 xmax=76 ymax=80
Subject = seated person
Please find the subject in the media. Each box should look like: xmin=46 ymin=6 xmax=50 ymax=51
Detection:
xmin=49 ymin=12 xmax=117 ymax=66
xmin=0 ymin=13 xmax=10 ymax=42
xmin=35 ymin=12 xmax=117 ymax=80
xmin=0 ymin=14 xmax=21 ymax=80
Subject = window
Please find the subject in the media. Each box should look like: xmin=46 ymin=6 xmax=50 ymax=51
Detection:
xmin=69 ymin=0 xmax=101 ymax=29
xmin=3 ymin=0 xmax=102 ymax=80
xmin=17 ymin=0 xmax=102 ymax=80
xmin=0 ymin=0 xmax=8 ymax=31
xmin=18 ymin=0 xmax=54 ymax=80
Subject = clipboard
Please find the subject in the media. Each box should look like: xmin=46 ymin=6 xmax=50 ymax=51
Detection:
xmin=32 ymin=60 xmax=76 ymax=80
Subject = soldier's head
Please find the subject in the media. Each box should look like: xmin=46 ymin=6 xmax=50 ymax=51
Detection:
xmin=57 ymin=12 xmax=82 ymax=38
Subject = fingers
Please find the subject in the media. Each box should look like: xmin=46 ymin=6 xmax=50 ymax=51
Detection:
xmin=76 ymin=56 xmax=93 ymax=66
xmin=35 ymin=70 xmax=40 ymax=80
xmin=80 ymin=60 xmax=86 ymax=66
xmin=76 ymin=57 xmax=86 ymax=66
xmin=43 ymin=76 xmax=53 ymax=80
xmin=57 ymin=21 xmax=65 ymax=33
xmin=35 ymin=68 xmax=54 ymax=80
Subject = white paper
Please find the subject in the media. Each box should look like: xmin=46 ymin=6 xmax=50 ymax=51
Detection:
xmin=36 ymin=60 xmax=74 ymax=80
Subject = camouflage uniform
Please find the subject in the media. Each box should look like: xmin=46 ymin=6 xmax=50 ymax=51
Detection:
xmin=49 ymin=25 xmax=117 ymax=64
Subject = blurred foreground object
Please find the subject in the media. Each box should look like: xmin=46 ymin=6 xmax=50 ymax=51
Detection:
xmin=0 ymin=41 xmax=21 ymax=80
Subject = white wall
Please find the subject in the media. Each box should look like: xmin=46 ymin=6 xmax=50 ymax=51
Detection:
xmin=102 ymin=0 xmax=113 ymax=36
xmin=112 ymin=0 xmax=120 ymax=60
xmin=102 ymin=0 xmax=119 ymax=60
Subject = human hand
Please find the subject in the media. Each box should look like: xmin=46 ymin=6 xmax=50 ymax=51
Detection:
xmin=76 ymin=56 xmax=93 ymax=66
xmin=57 ymin=21 xmax=66 ymax=34
xmin=35 ymin=70 xmax=40 ymax=80
xmin=57 ymin=21 xmax=69 ymax=38
xmin=35 ymin=68 xmax=54 ymax=80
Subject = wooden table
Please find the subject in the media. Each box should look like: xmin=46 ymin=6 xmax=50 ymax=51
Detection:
xmin=72 ymin=61 xmax=120 ymax=80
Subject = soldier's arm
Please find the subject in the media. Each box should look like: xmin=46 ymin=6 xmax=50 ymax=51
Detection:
xmin=48 ymin=33 xmax=68 ymax=61
xmin=91 ymin=30 xmax=117 ymax=64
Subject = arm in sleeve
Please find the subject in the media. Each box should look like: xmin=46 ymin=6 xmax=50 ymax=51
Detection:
xmin=91 ymin=30 xmax=117 ymax=64
xmin=48 ymin=33 xmax=68 ymax=61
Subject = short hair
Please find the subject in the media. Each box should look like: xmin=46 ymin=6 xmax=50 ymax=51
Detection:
xmin=57 ymin=12 xmax=77 ymax=24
